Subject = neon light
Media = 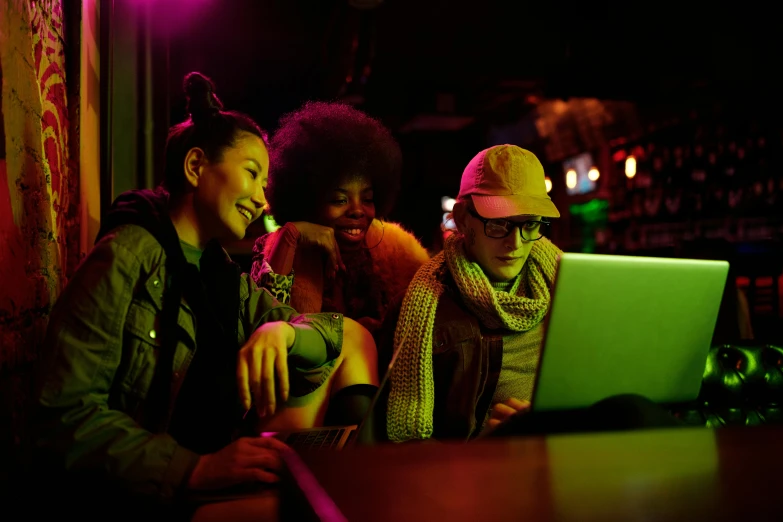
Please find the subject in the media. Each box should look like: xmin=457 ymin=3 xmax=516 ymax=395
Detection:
xmin=566 ymin=169 xmax=577 ymax=189
xmin=625 ymin=156 xmax=636 ymax=179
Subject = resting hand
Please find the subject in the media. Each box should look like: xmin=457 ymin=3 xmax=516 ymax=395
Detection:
xmin=290 ymin=221 xmax=346 ymax=279
xmin=186 ymin=436 xmax=290 ymax=490
xmin=237 ymin=321 xmax=295 ymax=417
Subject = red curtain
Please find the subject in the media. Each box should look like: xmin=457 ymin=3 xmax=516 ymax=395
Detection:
xmin=0 ymin=0 xmax=80 ymax=437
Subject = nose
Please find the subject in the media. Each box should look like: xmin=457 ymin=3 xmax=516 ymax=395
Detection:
xmin=504 ymin=226 xmax=524 ymax=250
xmin=250 ymin=181 xmax=266 ymax=210
xmin=346 ymin=197 xmax=365 ymax=218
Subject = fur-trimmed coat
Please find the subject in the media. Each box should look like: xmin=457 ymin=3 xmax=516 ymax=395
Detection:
xmin=252 ymin=220 xmax=430 ymax=332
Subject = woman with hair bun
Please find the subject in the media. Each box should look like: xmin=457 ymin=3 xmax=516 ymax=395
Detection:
xmin=30 ymin=72 xmax=376 ymax=517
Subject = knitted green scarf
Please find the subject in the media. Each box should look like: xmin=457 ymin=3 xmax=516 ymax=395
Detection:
xmin=387 ymin=233 xmax=563 ymax=441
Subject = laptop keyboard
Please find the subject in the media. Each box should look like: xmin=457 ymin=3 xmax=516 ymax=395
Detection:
xmin=286 ymin=428 xmax=347 ymax=450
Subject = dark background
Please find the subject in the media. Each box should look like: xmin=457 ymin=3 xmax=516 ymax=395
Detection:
xmin=163 ymin=1 xmax=782 ymax=247
xmin=167 ymin=1 xmax=782 ymax=123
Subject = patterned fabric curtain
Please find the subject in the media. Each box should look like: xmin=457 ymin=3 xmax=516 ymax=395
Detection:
xmin=0 ymin=0 xmax=80 ymax=436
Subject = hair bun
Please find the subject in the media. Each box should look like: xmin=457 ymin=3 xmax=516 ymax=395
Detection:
xmin=183 ymin=71 xmax=223 ymax=124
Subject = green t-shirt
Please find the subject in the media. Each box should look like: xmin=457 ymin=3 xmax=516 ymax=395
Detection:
xmin=179 ymin=240 xmax=203 ymax=270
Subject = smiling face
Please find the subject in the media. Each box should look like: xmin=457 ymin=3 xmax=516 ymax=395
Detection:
xmin=454 ymin=201 xmax=540 ymax=282
xmin=314 ymin=175 xmax=376 ymax=251
xmin=192 ymin=132 xmax=269 ymax=242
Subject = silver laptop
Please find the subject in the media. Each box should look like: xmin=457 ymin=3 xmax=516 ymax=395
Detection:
xmin=531 ymin=252 xmax=729 ymax=412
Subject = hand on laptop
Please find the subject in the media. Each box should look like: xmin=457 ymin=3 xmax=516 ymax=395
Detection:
xmin=481 ymin=398 xmax=530 ymax=437
xmin=237 ymin=321 xmax=294 ymax=418
xmin=187 ymin=436 xmax=290 ymax=491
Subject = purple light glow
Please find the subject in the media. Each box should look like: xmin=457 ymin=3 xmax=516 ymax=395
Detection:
xmin=128 ymin=0 xmax=217 ymax=39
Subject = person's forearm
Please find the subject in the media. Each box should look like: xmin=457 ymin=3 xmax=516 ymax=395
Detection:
xmin=266 ymin=222 xmax=300 ymax=275
xmin=34 ymin=401 xmax=199 ymax=499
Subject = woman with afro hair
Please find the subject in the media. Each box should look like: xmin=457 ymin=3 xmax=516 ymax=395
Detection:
xmin=252 ymin=101 xmax=430 ymax=335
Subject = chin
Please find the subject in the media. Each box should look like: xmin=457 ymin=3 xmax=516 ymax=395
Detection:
xmin=338 ymin=242 xmax=362 ymax=252
xmin=337 ymin=234 xmax=367 ymax=251
xmin=223 ymin=222 xmax=246 ymax=242
xmin=492 ymin=267 xmax=523 ymax=282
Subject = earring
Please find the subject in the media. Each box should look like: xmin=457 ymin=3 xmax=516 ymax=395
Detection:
xmin=362 ymin=219 xmax=385 ymax=250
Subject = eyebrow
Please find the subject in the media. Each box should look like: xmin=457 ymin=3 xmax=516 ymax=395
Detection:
xmin=246 ymin=158 xmax=263 ymax=172
xmin=334 ymin=187 xmax=374 ymax=194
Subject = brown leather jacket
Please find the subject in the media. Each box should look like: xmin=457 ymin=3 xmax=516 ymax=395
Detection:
xmin=377 ymin=271 xmax=503 ymax=441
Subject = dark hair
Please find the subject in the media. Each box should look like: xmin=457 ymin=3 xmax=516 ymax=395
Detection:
xmin=163 ymin=72 xmax=267 ymax=195
xmin=266 ymin=101 xmax=402 ymax=225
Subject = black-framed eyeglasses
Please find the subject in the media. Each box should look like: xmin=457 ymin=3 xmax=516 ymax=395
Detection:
xmin=467 ymin=208 xmax=551 ymax=241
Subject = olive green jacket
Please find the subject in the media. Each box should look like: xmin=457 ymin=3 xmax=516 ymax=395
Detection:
xmin=34 ymin=224 xmax=343 ymax=500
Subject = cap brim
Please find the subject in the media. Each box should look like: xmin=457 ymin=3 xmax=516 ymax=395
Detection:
xmin=472 ymin=194 xmax=561 ymax=219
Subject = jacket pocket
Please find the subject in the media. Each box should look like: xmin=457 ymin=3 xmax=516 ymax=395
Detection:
xmin=119 ymin=300 xmax=162 ymax=405
xmin=139 ymin=269 xmax=197 ymax=344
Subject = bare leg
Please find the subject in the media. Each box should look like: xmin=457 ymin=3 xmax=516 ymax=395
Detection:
xmin=255 ymin=318 xmax=378 ymax=431
xmin=327 ymin=317 xmax=380 ymax=396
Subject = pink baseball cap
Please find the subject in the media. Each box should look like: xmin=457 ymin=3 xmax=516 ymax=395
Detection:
xmin=458 ymin=145 xmax=560 ymax=219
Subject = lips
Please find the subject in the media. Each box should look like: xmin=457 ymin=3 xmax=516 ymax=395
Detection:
xmin=335 ymin=223 xmax=368 ymax=242
xmin=237 ymin=206 xmax=254 ymax=222
xmin=497 ymin=256 xmax=521 ymax=262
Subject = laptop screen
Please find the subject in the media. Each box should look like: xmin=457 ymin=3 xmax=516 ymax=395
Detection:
xmin=531 ymin=253 xmax=729 ymax=411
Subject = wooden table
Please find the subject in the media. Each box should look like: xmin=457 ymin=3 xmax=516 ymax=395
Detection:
xmin=293 ymin=426 xmax=783 ymax=521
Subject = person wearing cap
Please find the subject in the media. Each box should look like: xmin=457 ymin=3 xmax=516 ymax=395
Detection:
xmin=378 ymin=144 xmax=683 ymax=443
xmin=376 ymin=144 xmax=561 ymax=442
